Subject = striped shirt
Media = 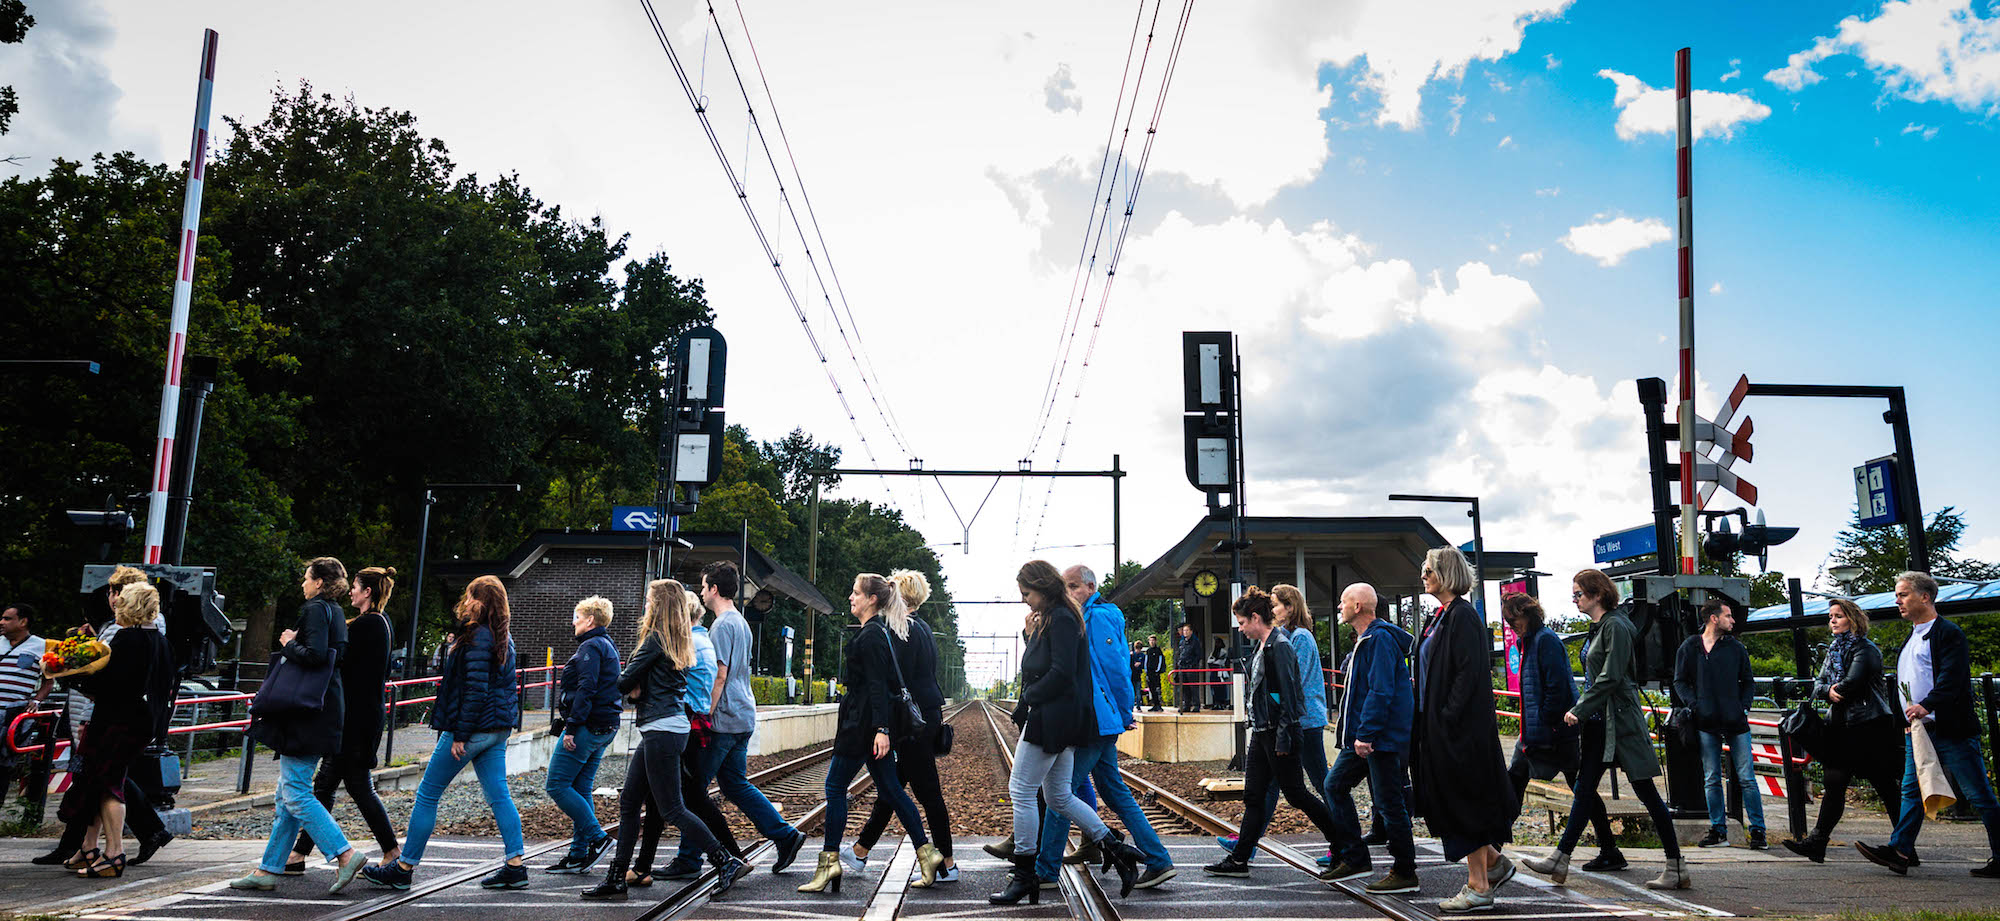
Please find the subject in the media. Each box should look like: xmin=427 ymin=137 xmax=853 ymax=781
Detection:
xmin=0 ymin=633 xmax=47 ymax=709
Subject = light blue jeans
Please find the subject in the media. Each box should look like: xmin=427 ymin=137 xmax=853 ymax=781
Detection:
xmin=402 ymin=731 xmax=524 ymax=865
xmin=546 ymin=725 xmax=615 ymax=854
xmin=1035 ymin=735 xmax=1173 ymax=880
xmin=1699 ymin=728 xmax=1766 ymax=832
xmin=260 ymin=754 xmax=351 ymax=874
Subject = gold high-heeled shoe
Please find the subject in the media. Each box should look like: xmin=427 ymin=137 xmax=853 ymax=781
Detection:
xmin=797 ymin=850 xmax=842 ymax=894
xmin=913 ymin=843 xmax=945 ymax=888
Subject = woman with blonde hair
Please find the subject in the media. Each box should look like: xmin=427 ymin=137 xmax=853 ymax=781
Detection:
xmin=542 ymin=595 xmax=622 ymax=876
xmin=54 ymin=582 xmax=174 ymax=880
xmin=1782 ymin=597 xmax=1903 ymax=862
xmin=846 ymin=569 xmax=956 ymax=882
xmin=582 ymin=580 xmax=744 ymax=900
xmin=798 ymin=572 xmax=943 ymax=894
xmin=364 ymin=575 xmax=525 ymax=891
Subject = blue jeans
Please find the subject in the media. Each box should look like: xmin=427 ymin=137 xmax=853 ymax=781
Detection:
xmin=402 ymin=731 xmax=523 ymax=866
xmin=1262 ymin=726 xmax=1330 ymax=818
xmin=1323 ymin=747 xmax=1415 ymax=875
xmin=260 ymin=754 xmax=352 ymax=873
xmin=678 ymin=730 xmax=799 ymax=861
xmin=1891 ymin=731 xmax=2000 ymax=857
xmin=1699 ymin=729 xmax=1766 ymax=832
xmin=1035 ymin=736 xmax=1173 ymax=880
xmin=824 ymin=752 xmax=925 ymax=852
xmin=546 ymin=725 xmax=615 ymax=853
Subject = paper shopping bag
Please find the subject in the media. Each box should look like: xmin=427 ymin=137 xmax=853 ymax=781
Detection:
xmin=1910 ymin=721 xmax=1958 ymax=820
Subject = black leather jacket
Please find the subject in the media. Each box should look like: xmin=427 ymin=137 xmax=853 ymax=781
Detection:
xmin=1246 ymin=628 xmax=1305 ymax=751
xmin=618 ymin=632 xmax=689 ymax=728
xmin=1814 ymin=636 xmax=1894 ymax=728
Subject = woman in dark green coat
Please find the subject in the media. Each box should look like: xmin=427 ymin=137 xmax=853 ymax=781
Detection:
xmin=1523 ymin=569 xmax=1686 ymax=890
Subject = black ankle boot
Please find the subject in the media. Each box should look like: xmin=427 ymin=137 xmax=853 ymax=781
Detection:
xmin=1097 ymin=829 xmax=1144 ymax=897
xmin=581 ymin=859 xmax=629 ymax=901
xmin=988 ymin=853 xmax=1041 ymax=906
xmin=1782 ymin=834 xmax=1829 ymax=863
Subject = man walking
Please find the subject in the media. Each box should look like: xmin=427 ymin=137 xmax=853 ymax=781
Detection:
xmin=1673 ymin=599 xmax=1767 ymax=849
xmin=1320 ymin=584 xmax=1420 ymax=893
xmin=1857 ymin=572 xmax=2000 ymax=877
xmin=1174 ymin=623 xmax=1202 ymax=713
xmin=1031 ymin=565 xmax=1176 ymax=891
xmin=1143 ymin=636 xmax=1166 ymax=712
xmin=673 ymin=562 xmax=807 ymax=874
xmin=0 ymin=602 xmax=50 ymax=806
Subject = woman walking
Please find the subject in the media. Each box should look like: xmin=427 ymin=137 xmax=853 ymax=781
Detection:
xmin=1202 ymin=588 xmax=1347 ymax=880
xmin=582 ymin=580 xmax=745 ymax=901
xmin=285 ymin=566 xmax=401 ymax=874
xmin=629 ymin=589 xmax=744 ymax=886
xmin=543 ymin=596 xmax=622 ymax=875
xmin=1410 ymin=547 xmax=1518 ymax=913
xmin=1782 ymin=598 xmax=1904 ymax=862
xmin=845 ymin=569 xmax=957 ymax=883
xmin=799 ymin=573 xmax=945 ymax=895
xmin=233 ymin=558 xmax=372 ymax=893
xmin=1503 ymin=592 xmax=1623 ymax=872
xmin=988 ymin=561 xmax=1143 ymax=905
xmin=363 ymin=575 xmax=526 ymax=891
xmin=1218 ymin=583 xmax=1330 ymax=863
xmin=1523 ymin=569 xmax=1688 ymax=890
xmin=54 ymin=581 xmax=174 ymax=880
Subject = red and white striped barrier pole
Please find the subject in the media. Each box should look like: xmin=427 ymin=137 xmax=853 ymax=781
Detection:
xmin=142 ymin=29 xmax=220 ymax=565
xmin=1675 ymin=46 xmax=1697 ymax=576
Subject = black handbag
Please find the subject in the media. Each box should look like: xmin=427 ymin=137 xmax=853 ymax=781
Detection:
xmin=251 ymin=602 xmax=338 ymax=716
xmin=875 ymin=622 xmax=927 ymax=743
xmin=1781 ymin=704 xmax=1825 ymax=758
xmin=1667 ymin=705 xmax=1698 ymax=748
xmin=934 ymin=722 xmax=955 ymax=756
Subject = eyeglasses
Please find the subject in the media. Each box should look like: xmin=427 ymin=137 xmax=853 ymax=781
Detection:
xmin=1570 ymin=591 xmax=1585 ymax=599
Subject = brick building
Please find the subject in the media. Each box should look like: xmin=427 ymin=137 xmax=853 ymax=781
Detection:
xmin=434 ymin=529 xmax=831 ymax=677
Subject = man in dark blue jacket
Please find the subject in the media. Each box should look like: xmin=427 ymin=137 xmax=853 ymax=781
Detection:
xmin=1321 ymin=583 xmax=1418 ymax=894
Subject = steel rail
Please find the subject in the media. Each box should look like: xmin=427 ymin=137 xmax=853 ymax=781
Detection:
xmin=977 ymin=700 xmax=1120 ymax=921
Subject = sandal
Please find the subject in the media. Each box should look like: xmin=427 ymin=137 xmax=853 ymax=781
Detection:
xmin=77 ymin=852 xmax=126 ymax=879
xmin=64 ymin=848 xmax=101 ymax=871
xmin=626 ymin=868 xmax=653 ymax=887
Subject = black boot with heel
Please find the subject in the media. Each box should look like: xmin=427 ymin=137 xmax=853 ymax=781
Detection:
xmin=988 ymin=853 xmax=1041 ymax=906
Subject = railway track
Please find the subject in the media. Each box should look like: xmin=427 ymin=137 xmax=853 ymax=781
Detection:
xmin=975 ymin=698 xmax=1120 ymax=921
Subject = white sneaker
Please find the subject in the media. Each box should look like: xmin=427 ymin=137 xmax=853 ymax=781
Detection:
xmin=838 ymin=843 xmax=867 ymax=876
xmin=1440 ymin=884 xmax=1496 ymax=913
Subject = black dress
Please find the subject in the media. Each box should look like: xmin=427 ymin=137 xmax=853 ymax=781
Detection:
xmin=57 ymin=627 xmax=173 ymax=823
xmin=1411 ymin=597 xmax=1517 ymax=861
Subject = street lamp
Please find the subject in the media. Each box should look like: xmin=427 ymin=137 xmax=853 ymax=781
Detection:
xmin=404 ymin=482 xmax=520 ymax=676
xmin=1827 ymin=563 xmax=1865 ymax=594
xmin=1389 ymin=493 xmax=1487 ymax=619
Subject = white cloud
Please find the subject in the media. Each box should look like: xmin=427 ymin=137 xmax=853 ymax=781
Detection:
xmin=1709 ymin=281 xmax=1724 ymax=294
xmin=1295 ymin=0 xmax=1575 ymax=129
xmin=1497 ymin=134 xmax=1514 ymax=148
xmin=1903 ymin=121 xmax=1941 ymax=139
xmin=1535 ymin=186 xmax=1560 ymax=197
xmin=1560 ymin=215 xmax=1672 ymax=267
xmin=1765 ymin=0 xmax=2000 ymax=113
xmin=1517 ymin=249 xmax=1544 ymax=266
xmin=1545 ymin=52 xmax=1562 ymax=70
xmin=1721 ymin=59 xmax=1742 ymax=82
xmin=1448 ymin=93 xmax=1468 ymax=134
xmin=1599 ymin=69 xmax=1773 ymax=140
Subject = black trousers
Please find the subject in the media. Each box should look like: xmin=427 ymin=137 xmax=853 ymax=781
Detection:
xmin=616 ymin=731 xmax=718 ymax=869
xmin=294 ymin=750 xmax=400 ymax=856
xmin=1509 ymin=741 xmax=1617 ymax=852
xmin=1814 ymin=760 xmax=1903 ymax=839
xmin=1229 ymin=729 xmax=1341 ymax=861
xmin=633 ymin=745 xmax=743 ymax=871
xmin=1145 ymin=673 xmax=1162 ymax=708
xmin=856 ymin=728 xmax=954 ymax=858
xmin=1557 ymin=751 xmax=1679 ymax=859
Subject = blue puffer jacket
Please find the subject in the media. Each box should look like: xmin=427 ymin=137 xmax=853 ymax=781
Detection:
xmin=1291 ymin=625 xmax=1329 ymax=730
xmin=1518 ymin=625 xmax=1578 ymax=749
xmin=431 ymin=625 xmax=521 ymax=737
xmin=560 ymin=626 xmax=623 ymax=734
xmin=1081 ymin=593 xmax=1135 ymax=737
xmin=1337 ymin=618 xmax=1414 ymax=753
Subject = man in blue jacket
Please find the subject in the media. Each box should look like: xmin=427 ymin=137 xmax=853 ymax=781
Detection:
xmin=1031 ymin=565 xmax=1176 ymax=890
xmin=1321 ymin=583 xmax=1418 ymax=894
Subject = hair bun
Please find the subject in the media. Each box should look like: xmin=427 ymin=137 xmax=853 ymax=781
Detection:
xmin=385 ymin=567 xmax=398 ymax=578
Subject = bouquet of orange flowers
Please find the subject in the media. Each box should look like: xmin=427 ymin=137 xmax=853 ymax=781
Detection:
xmin=42 ymin=628 xmax=111 ymax=679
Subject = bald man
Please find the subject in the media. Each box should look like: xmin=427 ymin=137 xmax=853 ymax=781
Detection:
xmin=1322 ymin=583 xmax=1419 ymax=894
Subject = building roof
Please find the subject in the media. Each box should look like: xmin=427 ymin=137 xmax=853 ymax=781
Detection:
xmin=433 ymin=528 xmax=833 ymax=614
xmin=1106 ymin=515 xmax=1463 ymax=607
xmin=1745 ymin=576 xmax=2000 ymax=631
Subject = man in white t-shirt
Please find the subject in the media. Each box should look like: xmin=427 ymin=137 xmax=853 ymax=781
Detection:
xmin=0 ymin=602 xmax=51 ymax=806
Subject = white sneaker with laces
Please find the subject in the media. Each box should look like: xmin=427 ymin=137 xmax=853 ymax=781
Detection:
xmin=838 ymin=844 xmax=867 ymax=876
xmin=1439 ymin=884 xmax=1496 ymax=913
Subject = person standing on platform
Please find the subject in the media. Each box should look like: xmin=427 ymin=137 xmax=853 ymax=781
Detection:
xmin=1030 ymin=565 xmax=1176 ymax=890
xmin=1142 ymin=636 xmax=1166 ymax=712
xmin=1855 ymin=571 xmax=2000 ymax=878
xmin=1503 ymin=591 xmax=1622 ymax=872
xmin=1320 ymin=582 xmax=1418 ymax=893
xmin=989 ymin=561 xmax=1144 ymax=905
xmin=847 ymin=569 xmax=957 ymax=883
xmin=1208 ymin=639 xmax=1230 ymax=710
xmin=288 ymin=566 xmax=402 ymax=874
xmin=1410 ymin=547 xmax=1518 ymax=913
xmin=1784 ymin=598 xmax=1903 ymax=862
xmin=1203 ymin=587 xmax=1346 ymax=880
xmin=1130 ymin=642 xmax=1145 ymax=708
xmin=1523 ymin=569 xmax=1687 ymax=891
xmin=541 ymin=595 xmax=621 ymax=876
xmin=0 ymin=602 xmax=50 ymax=809
xmin=1674 ymin=599 xmax=1767 ymax=850
xmin=683 ymin=561 xmax=808 ymax=874
xmin=1173 ymin=623 xmax=1202 ymax=713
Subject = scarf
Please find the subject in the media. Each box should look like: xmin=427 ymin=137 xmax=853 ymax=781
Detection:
xmin=1825 ymin=632 xmax=1858 ymax=685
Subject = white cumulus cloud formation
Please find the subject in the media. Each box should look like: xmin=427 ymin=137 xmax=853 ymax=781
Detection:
xmin=1293 ymin=0 xmax=1575 ymax=129
xmin=1599 ymin=69 xmax=1773 ymax=140
xmin=1561 ymin=216 xmax=1673 ymax=267
xmin=1766 ymin=0 xmax=2000 ymax=113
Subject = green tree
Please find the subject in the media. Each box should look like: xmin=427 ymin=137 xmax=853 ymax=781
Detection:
xmin=1827 ymin=506 xmax=1999 ymax=591
xmin=0 ymin=0 xmax=32 ymax=142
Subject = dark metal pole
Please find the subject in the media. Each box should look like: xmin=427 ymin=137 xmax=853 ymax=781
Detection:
xmin=1111 ymin=454 xmax=1122 ymax=578
xmin=1638 ymin=378 xmax=1678 ymax=577
xmin=1886 ymin=389 xmax=1929 ymax=572
xmin=1789 ymin=578 xmax=1810 ymax=679
xmin=1469 ymin=498 xmax=1486 ymax=620
xmin=805 ymin=476 xmax=820 ymax=706
xmin=404 ymin=490 xmax=434 ymax=679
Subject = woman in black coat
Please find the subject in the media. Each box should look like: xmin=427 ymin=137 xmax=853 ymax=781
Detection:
xmin=234 ymin=558 xmax=371 ymax=894
xmin=290 ymin=566 xmax=401 ymax=870
xmin=989 ymin=560 xmax=1143 ymax=906
xmin=56 ymin=582 xmax=174 ymax=880
xmin=848 ymin=569 xmax=956 ymax=880
xmin=1410 ymin=547 xmax=1517 ymax=914
xmin=1783 ymin=598 xmax=1904 ymax=862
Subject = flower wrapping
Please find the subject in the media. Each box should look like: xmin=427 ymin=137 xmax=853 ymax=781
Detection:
xmin=42 ymin=631 xmax=111 ymax=679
